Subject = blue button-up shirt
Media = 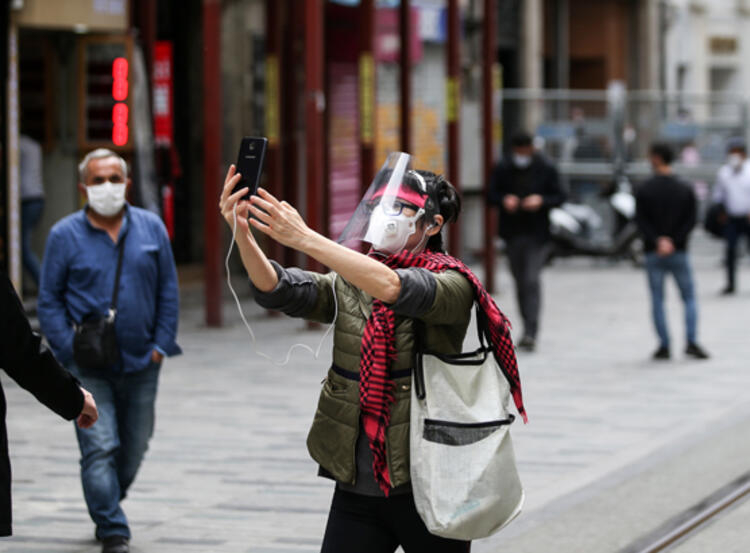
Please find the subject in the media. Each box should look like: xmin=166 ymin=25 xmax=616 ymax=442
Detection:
xmin=38 ymin=205 xmax=181 ymax=372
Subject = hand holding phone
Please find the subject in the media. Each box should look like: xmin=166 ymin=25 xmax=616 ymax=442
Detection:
xmin=233 ymin=137 xmax=268 ymax=200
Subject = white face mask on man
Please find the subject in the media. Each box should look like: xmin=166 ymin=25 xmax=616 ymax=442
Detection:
xmin=728 ymin=153 xmax=744 ymax=170
xmin=512 ymin=154 xmax=532 ymax=169
xmin=86 ymin=181 xmax=127 ymax=217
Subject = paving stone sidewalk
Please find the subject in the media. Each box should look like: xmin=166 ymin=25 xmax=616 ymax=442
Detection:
xmin=2 ymin=234 xmax=750 ymax=553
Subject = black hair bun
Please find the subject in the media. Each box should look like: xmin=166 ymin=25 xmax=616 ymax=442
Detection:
xmin=414 ymin=170 xmax=462 ymax=253
xmin=434 ymin=174 xmax=461 ymax=224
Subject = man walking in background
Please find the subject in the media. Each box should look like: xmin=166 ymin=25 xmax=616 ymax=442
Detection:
xmin=488 ymin=131 xmax=566 ymax=351
xmin=38 ymin=149 xmax=181 ymax=553
xmin=636 ymin=143 xmax=709 ymax=361
xmin=712 ymin=137 xmax=750 ymax=295
xmin=19 ymin=134 xmax=45 ymax=291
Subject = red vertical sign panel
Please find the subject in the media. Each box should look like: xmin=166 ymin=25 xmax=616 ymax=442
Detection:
xmin=153 ymin=41 xmax=174 ymax=147
xmin=375 ymin=7 xmax=422 ymax=63
xmin=153 ymin=41 xmax=176 ymax=240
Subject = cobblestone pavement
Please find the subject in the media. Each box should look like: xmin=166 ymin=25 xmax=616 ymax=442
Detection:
xmin=3 ymin=235 xmax=750 ymax=552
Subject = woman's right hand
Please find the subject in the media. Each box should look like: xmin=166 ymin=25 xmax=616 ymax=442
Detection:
xmin=219 ymin=165 xmax=255 ymax=244
xmin=218 ymin=165 xmax=280 ymax=292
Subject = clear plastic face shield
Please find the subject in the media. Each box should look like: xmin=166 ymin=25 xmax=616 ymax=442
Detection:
xmin=338 ymin=152 xmax=431 ymax=255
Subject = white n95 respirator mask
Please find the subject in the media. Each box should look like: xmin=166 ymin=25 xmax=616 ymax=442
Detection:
xmin=87 ymin=181 xmax=127 ymax=216
xmin=364 ymin=204 xmax=425 ymax=255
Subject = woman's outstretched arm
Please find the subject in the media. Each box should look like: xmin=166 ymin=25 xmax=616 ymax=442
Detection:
xmin=247 ymin=187 xmax=402 ymax=303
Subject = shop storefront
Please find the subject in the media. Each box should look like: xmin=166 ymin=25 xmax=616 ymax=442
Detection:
xmin=3 ymin=0 xmax=136 ymax=292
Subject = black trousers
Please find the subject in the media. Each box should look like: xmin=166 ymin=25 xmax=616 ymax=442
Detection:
xmin=320 ymin=489 xmax=472 ymax=553
xmin=724 ymin=216 xmax=750 ymax=289
xmin=505 ymin=235 xmax=548 ymax=339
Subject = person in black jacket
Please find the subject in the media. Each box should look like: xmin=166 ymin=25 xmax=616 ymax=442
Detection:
xmin=0 ymin=273 xmax=98 ymax=538
xmin=488 ymin=131 xmax=566 ymax=351
xmin=635 ymin=143 xmax=709 ymax=360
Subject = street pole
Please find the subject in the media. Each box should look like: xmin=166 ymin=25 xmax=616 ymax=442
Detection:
xmin=131 ymin=0 xmax=159 ymax=217
xmin=446 ymin=0 xmax=461 ymax=257
xmin=202 ymin=0 xmax=222 ymax=326
xmin=360 ymin=0 xmax=376 ymax=195
xmin=265 ymin=0 xmax=283 ymax=263
xmin=5 ymin=14 xmax=21 ymax=292
xmin=555 ymin=0 xmax=569 ymax=122
xmin=607 ymin=81 xmax=626 ymax=183
xmin=281 ymin=0 xmax=300 ymax=267
xmin=304 ymin=0 xmax=325 ymax=273
xmin=482 ymin=0 xmax=497 ymax=293
xmin=130 ymin=0 xmax=156 ymax=92
xmin=400 ymin=0 xmax=412 ymax=154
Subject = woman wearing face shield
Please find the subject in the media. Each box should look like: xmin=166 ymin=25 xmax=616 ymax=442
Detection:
xmin=219 ymin=153 xmax=525 ymax=553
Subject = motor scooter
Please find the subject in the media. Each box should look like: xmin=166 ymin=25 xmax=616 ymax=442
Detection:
xmin=547 ymin=176 xmax=643 ymax=265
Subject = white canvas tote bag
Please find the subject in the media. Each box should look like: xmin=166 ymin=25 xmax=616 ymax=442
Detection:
xmin=410 ymin=321 xmax=524 ymax=540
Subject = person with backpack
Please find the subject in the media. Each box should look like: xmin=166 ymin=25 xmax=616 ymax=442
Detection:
xmin=219 ymin=153 xmax=525 ymax=552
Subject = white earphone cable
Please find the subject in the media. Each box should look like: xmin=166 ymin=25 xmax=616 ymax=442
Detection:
xmin=225 ymin=204 xmax=337 ymax=366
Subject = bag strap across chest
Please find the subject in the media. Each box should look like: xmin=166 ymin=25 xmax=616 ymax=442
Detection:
xmin=413 ymin=304 xmax=490 ymax=400
xmin=107 ymin=232 xmax=127 ymax=321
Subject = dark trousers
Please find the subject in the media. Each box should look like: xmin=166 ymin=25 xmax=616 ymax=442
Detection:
xmin=505 ymin=235 xmax=548 ymax=339
xmin=320 ymin=489 xmax=471 ymax=553
xmin=21 ymin=198 xmax=44 ymax=286
xmin=724 ymin=216 xmax=750 ymax=289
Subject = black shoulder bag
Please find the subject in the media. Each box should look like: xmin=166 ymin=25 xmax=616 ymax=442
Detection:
xmin=704 ymin=202 xmax=727 ymax=239
xmin=73 ymin=234 xmax=126 ymax=369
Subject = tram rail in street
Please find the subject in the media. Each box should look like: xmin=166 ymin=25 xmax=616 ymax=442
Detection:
xmin=621 ymin=470 xmax=750 ymax=553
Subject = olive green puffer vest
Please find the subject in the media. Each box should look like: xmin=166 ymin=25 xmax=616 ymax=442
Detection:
xmin=303 ymin=269 xmax=473 ymax=488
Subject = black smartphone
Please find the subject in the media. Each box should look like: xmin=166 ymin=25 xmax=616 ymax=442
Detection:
xmin=233 ymin=136 xmax=268 ymax=200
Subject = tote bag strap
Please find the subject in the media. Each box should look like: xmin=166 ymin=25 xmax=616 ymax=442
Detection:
xmin=107 ymin=231 xmax=127 ymax=321
xmin=474 ymin=303 xmax=490 ymax=349
xmin=412 ymin=304 xmax=486 ymax=401
xmin=413 ymin=318 xmax=427 ymax=400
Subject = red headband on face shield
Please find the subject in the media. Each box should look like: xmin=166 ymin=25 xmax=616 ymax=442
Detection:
xmin=370 ymin=185 xmax=428 ymax=208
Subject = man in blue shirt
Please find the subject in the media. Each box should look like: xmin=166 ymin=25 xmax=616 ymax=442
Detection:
xmin=38 ymin=149 xmax=181 ymax=553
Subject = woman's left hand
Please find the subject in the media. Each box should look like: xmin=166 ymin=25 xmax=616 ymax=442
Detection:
xmin=248 ymin=188 xmax=314 ymax=251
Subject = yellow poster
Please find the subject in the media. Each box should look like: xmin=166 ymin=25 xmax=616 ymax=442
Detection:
xmin=375 ymin=101 xmax=445 ymax=176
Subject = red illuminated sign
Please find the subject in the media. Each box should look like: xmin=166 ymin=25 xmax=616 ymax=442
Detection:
xmin=112 ymin=102 xmax=129 ymax=146
xmin=111 ymin=57 xmax=129 ymax=146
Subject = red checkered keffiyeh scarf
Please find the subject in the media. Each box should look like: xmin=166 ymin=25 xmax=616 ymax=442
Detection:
xmin=359 ymin=249 xmax=527 ymax=496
